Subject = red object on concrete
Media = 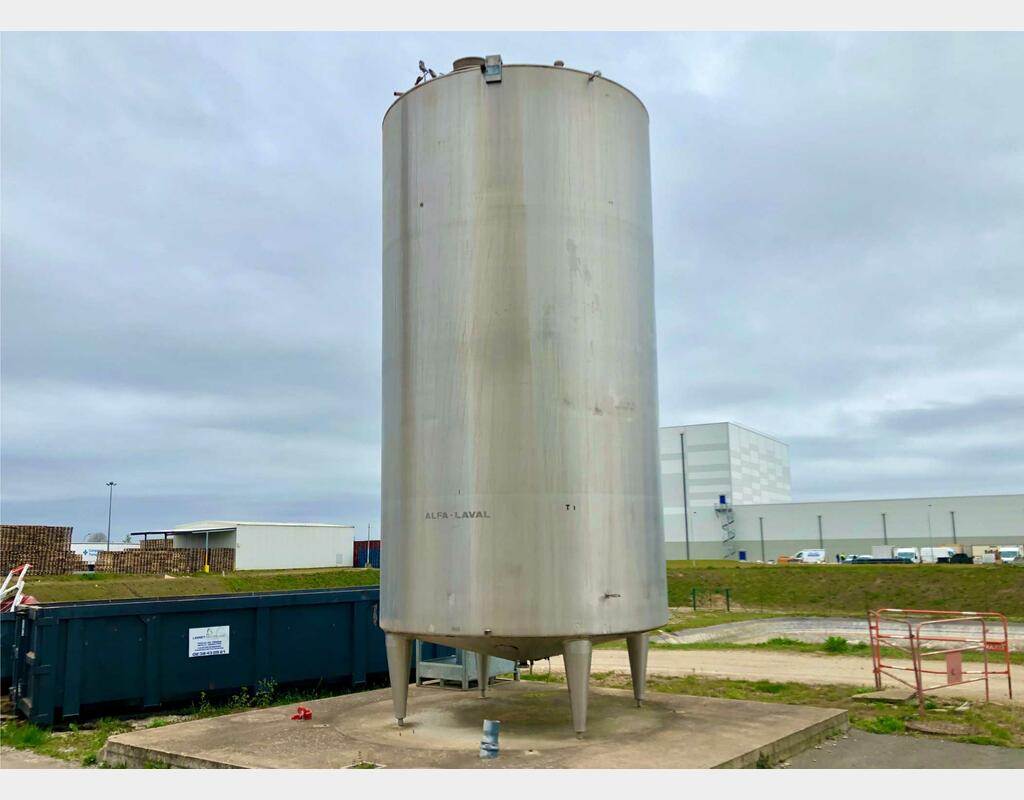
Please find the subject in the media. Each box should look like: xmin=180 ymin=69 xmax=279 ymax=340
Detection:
xmin=291 ymin=706 xmax=313 ymax=720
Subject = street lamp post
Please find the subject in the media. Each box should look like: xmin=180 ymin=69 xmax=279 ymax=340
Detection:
xmin=927 ymin=503 xmax=934 ymax=561
xmin=366 ymin=522 xmax=373 ymax=568
xmin=105 ymin=481 xmax=117 ymax=552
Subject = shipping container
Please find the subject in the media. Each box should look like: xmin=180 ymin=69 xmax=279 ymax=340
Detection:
xmin=1 ymin=611 xmax=15 ymax=689
xmin=9 ymin=586 xmax=448 ymax=725
xmin=353 ymin=540 xmax=381 ymax=569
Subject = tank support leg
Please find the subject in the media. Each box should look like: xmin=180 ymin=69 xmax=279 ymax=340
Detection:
xmin=385 ymin=633 xmax=412 ymax=726
xmin=626 ymin=632 xmax=649 ymax=707
xmin=476 ymin=652 xmax=490 ymax=697
xmin=563 ymin=639 xmax=592 ymax=737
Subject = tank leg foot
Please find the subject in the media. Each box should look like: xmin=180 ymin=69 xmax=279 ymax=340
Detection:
xmin=385 ymin=633 xmax=412 ymax=726
xmin=476 ymin=652 xmax=490 ymax=697
xmin=626 ymin=631 xmax=649 ymax=708
xmin=563 ymin=639 xmax=592 ymax=736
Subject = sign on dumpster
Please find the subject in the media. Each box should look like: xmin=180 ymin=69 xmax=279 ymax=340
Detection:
xmin=188 ymin=625 xmax=230 ymax=658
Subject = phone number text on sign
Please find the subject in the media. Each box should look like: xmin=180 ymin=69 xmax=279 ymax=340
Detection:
xmin=188 ymin=625 xmax=230 ymax=658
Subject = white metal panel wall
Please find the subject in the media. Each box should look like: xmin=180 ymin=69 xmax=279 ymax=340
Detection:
xmin=682 ymin=494 xmax=1024 ymax=555
xmin=233 ymin=525 xmax=355 ymax=570
xmin=660 ymin=423 xmax=793 ymax=554
xmin=677 ymin=423 xmax=733 ymax=508
xmin=727 ymin=424 xmax=792 ymax=505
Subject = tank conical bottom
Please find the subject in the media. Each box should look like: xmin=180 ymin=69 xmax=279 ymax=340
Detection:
xmin=384 ymin=630 xmax=653 ymax=663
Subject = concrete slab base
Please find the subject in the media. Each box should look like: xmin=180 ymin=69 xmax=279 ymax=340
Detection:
xmin=101 ymin=682 xmax=847 ymax=769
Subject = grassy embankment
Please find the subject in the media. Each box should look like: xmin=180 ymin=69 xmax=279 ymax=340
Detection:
xmin=24 ymin=562 xmax=1024 ymax=620
xmin=22 ymin=567 xmax=382 ymax=603
xmin=666 ymin=561 xmax=1024 ymax=619
xmin=523 ymin=671 xmax=1024 ymax=751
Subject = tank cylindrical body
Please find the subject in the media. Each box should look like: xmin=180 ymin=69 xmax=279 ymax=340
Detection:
xmin=381 ymin=63 xmax=666 ymax=662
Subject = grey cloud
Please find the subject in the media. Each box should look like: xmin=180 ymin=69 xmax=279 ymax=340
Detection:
xmin=2 ymin=32 xmax=1022 ymax=539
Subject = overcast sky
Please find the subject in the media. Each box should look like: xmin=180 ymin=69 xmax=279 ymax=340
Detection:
xmin=2 ymin=32 xmax=1022 ymax=540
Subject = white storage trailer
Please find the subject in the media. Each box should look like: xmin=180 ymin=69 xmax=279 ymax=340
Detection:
xmin=169 ymin=521 xmax=356 ymax=570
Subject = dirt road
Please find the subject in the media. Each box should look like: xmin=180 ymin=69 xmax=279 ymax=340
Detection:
xmin=542 ymin=649 xmax=1020 ymax=704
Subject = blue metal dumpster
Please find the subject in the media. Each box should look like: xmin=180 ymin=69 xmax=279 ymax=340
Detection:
xmin=1 ymin=611 xmax=15 ymax=690
xmin=9 ymin=586 xmax=447 ymax=725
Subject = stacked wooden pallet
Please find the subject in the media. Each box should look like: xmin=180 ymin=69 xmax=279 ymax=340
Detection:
xmin=140 ymin=538 xmax=173 ymax=550
xmin=1 ymin=524 xmax=88 ymax=574
xmin=95 ymin=547 xmax=234 ymax=574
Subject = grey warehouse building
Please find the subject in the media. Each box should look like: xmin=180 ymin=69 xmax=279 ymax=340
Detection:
xmin=660 ymin=423 xmax=1023 ymax=561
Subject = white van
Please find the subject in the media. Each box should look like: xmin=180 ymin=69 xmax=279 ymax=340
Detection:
xmin=919 ymin=546 xmax=956 ymax=563
xmin=792 ymin=549 xmax=827 ymax=564
xmin=998 ymin=546 xmax=1022 ymax=563
xmin=894 ymin=547 xmax=920 ymax=563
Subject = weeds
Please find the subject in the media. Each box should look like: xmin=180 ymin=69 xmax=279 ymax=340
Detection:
xmin=0 ymin=717 xmax=131 ymax=765
xmin=861 ymin=715 xmax=905 ymax=734
xmin=823 ymin=636 xmax=849 ymax=654
xmin=254 ymin=678 xmax=277 ymax=707
xmin=0 ymin=721 xmax=52 ymax=748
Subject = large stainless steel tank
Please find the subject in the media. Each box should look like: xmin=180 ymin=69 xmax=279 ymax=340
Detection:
xmin=380 ymin=57 xmax=666 ymax=734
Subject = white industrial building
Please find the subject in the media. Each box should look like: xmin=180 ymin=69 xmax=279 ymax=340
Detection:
xmin=169 ymin=521 xmax=356 ymax=571
xmin=660 ymin=423 xmax=1024 ymax=560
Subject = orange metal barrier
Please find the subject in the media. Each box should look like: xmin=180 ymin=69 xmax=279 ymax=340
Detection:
xmin=868 ymin=608 xmax=1013 ymax=711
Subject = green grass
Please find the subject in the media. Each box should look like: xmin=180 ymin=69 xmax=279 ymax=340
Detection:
xmin=599 ymin=634 xmax=1024 ymax=665
xmin=523 ymin=671 xmax=1024 ymax=749
xmin=26 ymin=562 xmax=1023 ymax=621
xmin=860 ymin=715 xmax=906 ymax=734
xmin=665 ymin=562 xmax=1024 ymax=618
xmin=0 ymin=718 xmax=133 ymax=766
xmin=24 ymin=567 xmax=381 ymax=603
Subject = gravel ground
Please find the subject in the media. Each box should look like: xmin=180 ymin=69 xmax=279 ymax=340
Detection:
xmin=543 ymin=649 xmax=1020 ymax=704
xmin=0 ymin=746 xmax=80 ymax=769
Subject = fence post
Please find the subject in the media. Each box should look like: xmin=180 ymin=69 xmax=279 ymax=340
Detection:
xmin=725 ymin=589 xmax=731 ymax=612
xmin=691 ymin=587 xmax=697 ymax=611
